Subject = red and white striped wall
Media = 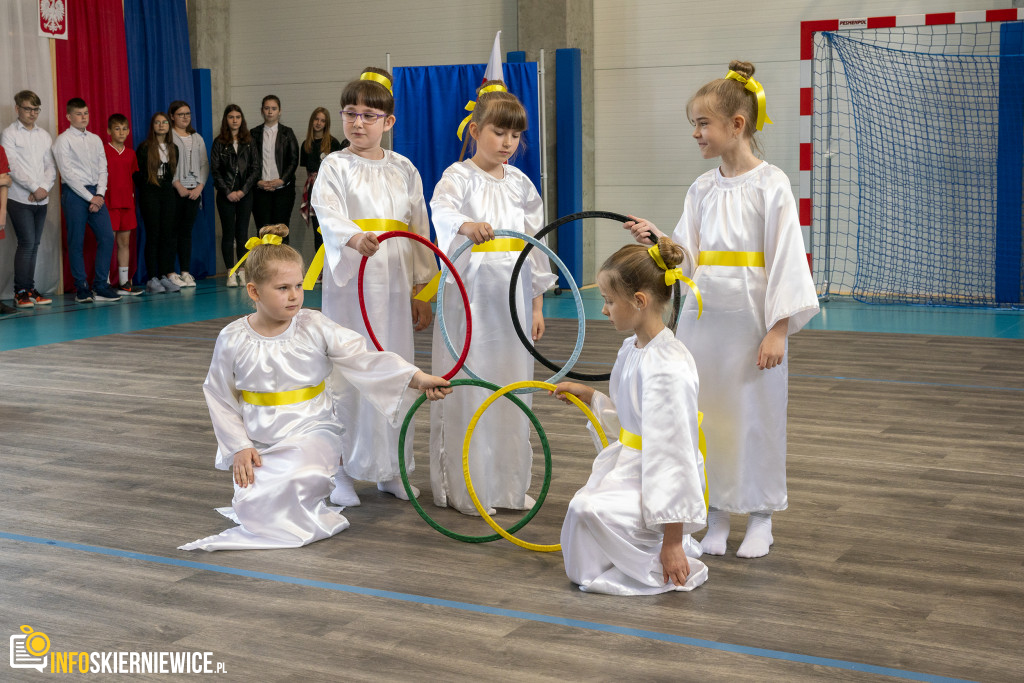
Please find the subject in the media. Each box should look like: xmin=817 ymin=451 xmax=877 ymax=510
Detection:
xmin=797 ymin=8 xmax=1024 ymax=270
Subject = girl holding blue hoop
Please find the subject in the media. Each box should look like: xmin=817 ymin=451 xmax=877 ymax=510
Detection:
xmin=553 ymin=237 xmax=708 ymax=595
xmin=428 ymin=81 xmax=557 ymax=515
xmin=310 ymin=67 xmax=439 ymax=505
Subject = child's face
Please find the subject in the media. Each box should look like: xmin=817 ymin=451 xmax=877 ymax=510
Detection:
xmin=16 ymin=101 xmax=41 ymax=127
xmin=341 ymin=104 xmax=393 ymax=157
xmin=153 ymin=116 xmax=170 ymax=138
xmin=226 ymin=111 xmax=242 ymax=133
xmin=247 ymin=261 xmax=304 ymax=325
xmin=470 ymin=122 xmax=521 ymax=169
xmin=108 ymin=122 xmax=130 ymax=146
xmin=597 ymin=271 xmax=641 ymax=333
xmin=311 ymin=112 xmax=326 ymax=133
xmin=689 ymin=99 xmax=741 ymax=160
xmin=262 ymin=100 xmax=280 ymax=125
xmin=67 ymin=107 xmax=89 ymax=131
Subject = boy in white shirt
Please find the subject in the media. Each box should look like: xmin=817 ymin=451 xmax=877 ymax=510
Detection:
xmin=52 ymin=97 xmax=121 ymax=303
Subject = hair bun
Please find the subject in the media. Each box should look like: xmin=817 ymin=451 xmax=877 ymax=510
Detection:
xmin=656 ymin=236 xmax=686 ymax=269
xmin=259 ymin=224 xmax=290 ymax=240
xmin=728 ymin=60 xmax=755 ymax=79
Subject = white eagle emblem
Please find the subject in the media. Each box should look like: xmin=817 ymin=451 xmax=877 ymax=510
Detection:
xmin=40 ymin=0 xmax=66 ymax=33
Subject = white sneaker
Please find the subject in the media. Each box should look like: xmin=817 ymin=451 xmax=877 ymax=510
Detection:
xmin=226 ymin=271 xmax=238 ymax=288
xmin=236 ymin=268 xmax=245 ymax=285
xmin=160 ymin=276 xmax=181 ymax=293
xmin=180 ymin=271 xmax=196 ymax=287
xmin=168 ymin=272 xmax=187 ymax=287
xmin=146 ymin=277 xmax=166 ymax=294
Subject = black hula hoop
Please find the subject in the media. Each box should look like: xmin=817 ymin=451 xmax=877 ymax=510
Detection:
xmin=509 ymin=211 xmax=683 ymax=382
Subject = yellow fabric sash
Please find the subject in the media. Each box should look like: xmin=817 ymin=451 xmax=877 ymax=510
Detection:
xmin=620 ymin=412 xmax=709 ymax=510
xmin=724 ymin=70 xmax=773 ymax=131
xmin=415 ymin=237 xmax=525 ymax=302
xmin=229 ymin=234 xmax=283 ymax=277
xmin=647 ymin=244 xmax=703 ymax=319
xmin=456 ymin=82 xmax=509 ymax=141
xmin=698 ymin=250 xmax=765 ymax=267
xmin=360 ymin=71 xmax=392 ymax=94
xmin=302 ymin=220 xmax=409 ymax=290
xmin=241 ymin=380 xmax=325 ymax=406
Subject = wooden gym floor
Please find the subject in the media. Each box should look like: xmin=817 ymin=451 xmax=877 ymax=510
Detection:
xmin=1 ymin=316 xmax=1022 ymax=681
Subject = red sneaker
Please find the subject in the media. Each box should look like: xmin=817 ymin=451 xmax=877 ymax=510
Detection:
xmin=14 ymin=290 xmax=34 ymax=308
xmin=29 ymin=289 xmax=52 ymax=305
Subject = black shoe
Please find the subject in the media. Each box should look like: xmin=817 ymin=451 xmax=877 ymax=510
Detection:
xmin=0 ymin=302 xmax=17 ymax=314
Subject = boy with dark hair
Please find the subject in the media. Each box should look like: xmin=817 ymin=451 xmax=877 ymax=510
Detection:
xmin=105 ymin=113 xmax=142 ymax=294
xmin=52 ymin=98 xmax=121 ymax=303
xmin=1 ymin=90 xmax=57 ymax=308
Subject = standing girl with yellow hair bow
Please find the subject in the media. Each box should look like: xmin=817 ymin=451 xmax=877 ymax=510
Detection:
xmin=180 ymin=224 xmax=450 ymax=552
xmin=624 ymin=60 xmax=819 ymax=559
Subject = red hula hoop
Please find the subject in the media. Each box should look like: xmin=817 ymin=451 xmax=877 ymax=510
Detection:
xmin=357 ymin=231 xmax=471 ymax=381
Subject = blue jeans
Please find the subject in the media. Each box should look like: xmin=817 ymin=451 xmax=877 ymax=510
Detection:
xmin=61 ymin=184 xmax=114 ymax=289
xmin=6 ymin=200 xmax=48 ymax=292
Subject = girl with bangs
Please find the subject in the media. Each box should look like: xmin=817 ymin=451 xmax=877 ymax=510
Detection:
xmin=299 ymin=106 xmax=347 ymax=267
xmin=310 ymin=67 xmax=438 ymax=505
xmin=428 ymin=81 xmax=556 ymax=516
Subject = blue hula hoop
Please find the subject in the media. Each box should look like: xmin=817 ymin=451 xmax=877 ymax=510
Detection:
xmin=436 ymin=229 xmax=586 ymax=394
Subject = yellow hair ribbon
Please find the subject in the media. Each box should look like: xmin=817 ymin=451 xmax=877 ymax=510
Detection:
xmin=456 ymin=82 xmax=509 ymax=141
xmin=360 ymin=71 xmax=392 ymax=94
xmin=647 ymin=244 xmax=703 ymax=319
xmin=724 ymin=70 xmax=773 ymax=131
xmin=230 ymin=234 xmax=283 ymax=276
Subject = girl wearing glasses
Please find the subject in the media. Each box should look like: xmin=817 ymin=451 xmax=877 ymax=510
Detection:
xmin=310 ymin=67 xmax=438 ymax=505
xmin=428 ymin=82 xmax=556 ymax=516
xmin=168 ymin=100 xmax=208 ymax=288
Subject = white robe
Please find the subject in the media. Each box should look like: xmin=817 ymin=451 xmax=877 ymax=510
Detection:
xmin=310 ymin=148 xmax=437 ymax=482
xmin=671 ymin=162 xmax=819 ymax=513
xmin=428 ymin=160 xmax=558 ymax=512
xmin=180 ymin=309 xmax=420 ymax=551
xmin=561 ymin=329 xmax=708 ymax=595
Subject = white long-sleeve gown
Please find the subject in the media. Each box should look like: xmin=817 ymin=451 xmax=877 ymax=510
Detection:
xmin=310 ymin=148 xmax=437 ymax=482
xmin=561 ymin=329 xmax=708 ymax=595
xmin=671 ymin=162 xmax=819 ymax=513
xmin=428 ymin=160 xmax=557 ymax=512
xmin=179 ymin=309 xmax=419 ymax=551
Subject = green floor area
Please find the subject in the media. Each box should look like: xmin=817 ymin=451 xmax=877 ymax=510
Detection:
xmin=2 ymin=277 xmax=1022 ymax=352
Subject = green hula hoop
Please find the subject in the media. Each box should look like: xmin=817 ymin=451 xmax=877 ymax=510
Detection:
xmin=398 ymin=378 xmax=552 ymax=543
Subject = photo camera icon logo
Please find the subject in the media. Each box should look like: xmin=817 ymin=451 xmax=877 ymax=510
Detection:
xmin=10 ymin=625 xmax=50 ymax=672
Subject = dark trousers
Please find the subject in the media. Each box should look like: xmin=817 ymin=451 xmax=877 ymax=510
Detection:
xmin=60 ymin=184 xmax=114 ymax=290
xmin=6 ymin=199 xmax=48 ymax=293
xmin=173 ymin=192 xmax=201 ymax=273
xmin=216 ymin=190 xmax=255 ymax=269
xmin=311 ymin=211 xmax=323 ymax=253
xmin=137 ymin=181 xmax=178 ymax=278
xmin=252 ymin=185 xmax=296 ymax=243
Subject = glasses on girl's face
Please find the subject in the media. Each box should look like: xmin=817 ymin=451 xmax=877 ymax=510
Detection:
xmin=175 ymin=112 xmax=191 ymax=118
xmin=340 ymin=110 xmax=386 ymax=124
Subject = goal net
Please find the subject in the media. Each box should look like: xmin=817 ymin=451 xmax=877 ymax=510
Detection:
xmin=811 ymin=17 xmax=1024 ymax=306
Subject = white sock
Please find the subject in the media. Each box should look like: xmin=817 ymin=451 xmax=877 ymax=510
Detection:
xmin=699 ymin=509 xmax=730 ymax=556
xmin=119 ymin=266 xmax=129 ymax=285
xmin=329 ymin=468 xmax=361 ymax=507
xmin=736 ymin=513 xmax=774 ymax=558
xmin=377 ymin=476 xmax=418 ymax=500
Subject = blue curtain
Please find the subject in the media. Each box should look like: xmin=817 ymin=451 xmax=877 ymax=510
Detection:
xmin=393 ymin=63 xmax=542 ymax=235
xmin=123 ymin=0 xmax=215 ymax=280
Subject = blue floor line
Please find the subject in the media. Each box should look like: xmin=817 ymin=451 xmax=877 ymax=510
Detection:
xmin=0 ymin=531 xmax=974 ymax=683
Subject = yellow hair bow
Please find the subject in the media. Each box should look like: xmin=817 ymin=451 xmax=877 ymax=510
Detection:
xmin=229 ymin=234 xmax=283 ymax=276
xmin=360 ymin=71 xmax=392 ymax=94
xmin=456 ymin=82 xmax=508 ymax=141
xmin=648 ymin=244 xmax=703 ymax=319
xmin=724 ymin=70 xmax=773 ymax=131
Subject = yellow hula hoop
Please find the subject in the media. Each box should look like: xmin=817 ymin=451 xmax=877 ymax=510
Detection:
xmin=462 ymin=380 xmax=609 ymax=552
